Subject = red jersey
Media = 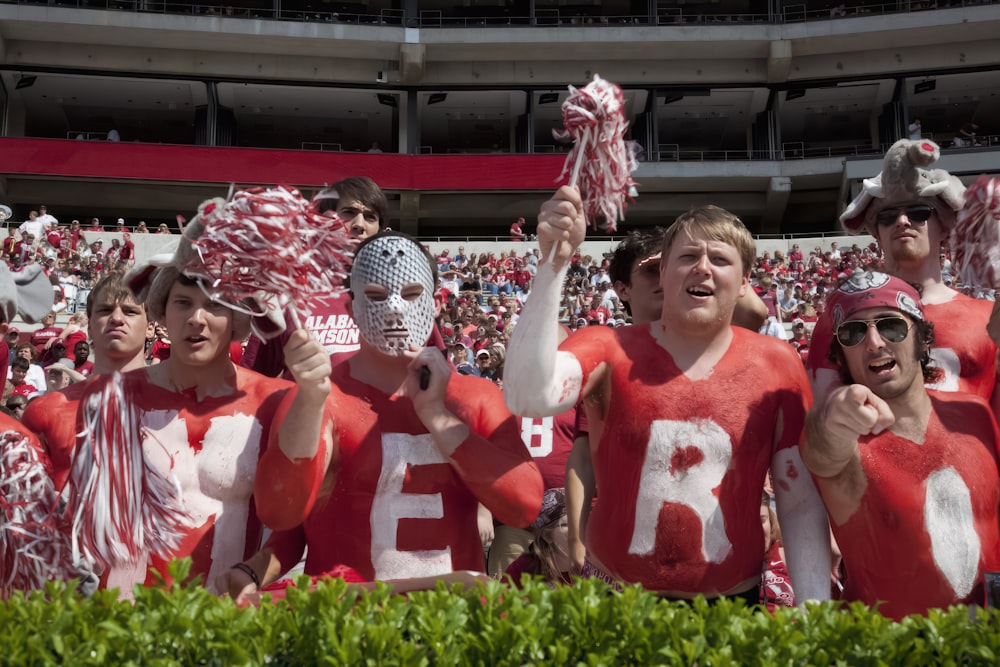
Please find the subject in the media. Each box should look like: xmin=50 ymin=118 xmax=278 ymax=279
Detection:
xmin=518 ymin=404 xmax=587 ymax=490
xmin=585 ymin=306 xmax=611 ymax=325
xmin=828 ymin=391 xmax=1000 ymax=619
xmin=13 ymin=241 xmax=32 ymax=265
xmin=11 ymin=382 xmax=38 ymax=398
xmin=809 ymin=291 xmax=997 ymax=401
xmin=64 ymin=329 xmax=87 ymax=355
xmin=266 ymin=366 xmax=543 ymax=581
xmin=242 ymin=295 xmax=359 ymax=378
xmin=31 ymin=327 xmax=62 ymax=356
xmin=23 ymin=367 xmax=331 ymax=593
xmin=760 ymin=541 xmax=795 ymax=611
xmin=562 ymin=325 xmax=811 ymax=594
xmin=151 ymin=339 xmax=171 ymax=362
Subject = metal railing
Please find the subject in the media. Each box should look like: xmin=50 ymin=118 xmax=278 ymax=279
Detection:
xmin=8 ymin=0 xmax=996 ymax=28
xmin=66 ymin=130 xmax=109 ymax=140
xmin=301 ymin=141 xmax=342 ymax=151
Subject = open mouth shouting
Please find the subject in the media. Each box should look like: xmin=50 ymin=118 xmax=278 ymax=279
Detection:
xmin=686 ymin=285 xmax=714 ymax=299
xmin=868 ymin=357 xmax=897 ymax=377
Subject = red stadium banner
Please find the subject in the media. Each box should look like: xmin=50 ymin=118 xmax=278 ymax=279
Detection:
xmin=1 ymin=138 xmax=568 ymax=191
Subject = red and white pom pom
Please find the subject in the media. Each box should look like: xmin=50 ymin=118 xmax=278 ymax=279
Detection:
xmin=182 ymin=185 xmax=355 ymax=331
xmin=1 ymin=431 xmax=70 ymax=597
xmin=554 ymin=74 xmax=638 ymax=233
xmin=951 ymin=174 xmax=1000 ymax=289
xmin=67 ymin=373 xmax=190 ymax=570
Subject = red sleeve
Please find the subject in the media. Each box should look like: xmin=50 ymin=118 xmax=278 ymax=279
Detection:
xmin=806 ymin=311 xmax=836 ymax=378
xmin=0 ymin=409 xmax=47 ymax=470
xmin=253 ymin=391 xmax=335 ymax=531
xmin=21 ymin=387 xmax=84 ymax=490
xmin=558 ymin=325 xmax=616 ymax=393
xmin=447 ymin=377 xmax=543 ymax=528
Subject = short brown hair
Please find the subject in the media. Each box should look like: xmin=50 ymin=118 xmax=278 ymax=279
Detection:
xmin=87 ymin=273 xmax=143 ymax=318
xmin=662 ymin=205 xmax=756 ymax=276
xmin=313 ymin=176 xmax=389 ymax=230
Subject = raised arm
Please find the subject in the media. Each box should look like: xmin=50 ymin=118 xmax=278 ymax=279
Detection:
xmin=504 ymin=187 xmax=588 ymax=418
xmin=253 ymin=329 xmax=334 ymax=530
xmin=772 ymin=443 xmax=831 ymax=604
xmin=406 ymin=347 xmax=543 ymax=528
xmin=803 ymin=384 xmax=891 ymax=525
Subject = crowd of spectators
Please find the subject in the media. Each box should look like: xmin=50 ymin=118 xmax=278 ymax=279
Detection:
xmin=1 ymin=206 xmax=180 ymax=414
xmin=4 ymin=204 xmax=991 ymax=410
xmin=3 ymin=206 xmax=176 ymax=315
xmin=429 ymin=236 xmax=991 ymax=391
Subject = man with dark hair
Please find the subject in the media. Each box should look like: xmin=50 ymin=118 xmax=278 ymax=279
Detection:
xmin=608 ymin=228 xmax=665 ymax=324
xmin=506 ymin=186 xmax=830 ymax=602
xmin=810 ymin=139 xmax=999 ymax=417
xmin=312 ymin=175 xmax=389 ymax=238
xmin=242 ymin=175 xmax=389 ymax=376
xmin=222 ymin=231 xmax=542 ymax=599
xmin=803 ymin=271 xmax=1000 ymax=619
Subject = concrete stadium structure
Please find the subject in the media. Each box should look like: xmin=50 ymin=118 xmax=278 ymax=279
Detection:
xmin=1 ymin=0 xmax=998 ymax=237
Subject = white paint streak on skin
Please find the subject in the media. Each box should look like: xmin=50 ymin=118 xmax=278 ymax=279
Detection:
xmin=629 ymin=419 xmax=733 ymax=563
xmin=925 ymin=466 xmax=979 ymax=599
xmin=371 ymin=432 xmax=452 ymax=580
xmin=926 ymin=348 xmax=961 ymax=392
xmin=141 ymin=410 xmax=262 ymax=595
xmin=520 ymin=417 xmax=554 ymax=457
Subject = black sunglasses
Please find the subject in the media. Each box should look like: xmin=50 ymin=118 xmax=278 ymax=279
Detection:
xmin=875 ymin=204 xmax=934 ymax=226
xmin=836 ymin=316 xmax=912 ymax=347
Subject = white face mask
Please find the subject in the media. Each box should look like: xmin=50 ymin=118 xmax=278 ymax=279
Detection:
xmin=351 ymin=235 xmax=436 ymax=356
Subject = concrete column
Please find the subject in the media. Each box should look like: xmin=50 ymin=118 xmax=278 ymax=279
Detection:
xmin=767 ymin=40 xmax=792 ymax=84
xmin=762 ymin=176 xmax=791 ymax=234
xmin=397 ymin=191 xmax=420 ymax=235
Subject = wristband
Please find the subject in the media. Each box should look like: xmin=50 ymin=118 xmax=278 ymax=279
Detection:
xmin=231 ymin=562 xmax=260 ymax=589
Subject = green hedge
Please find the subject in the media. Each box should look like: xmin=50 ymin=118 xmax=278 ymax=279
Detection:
xmin=2 ymin=560 xmax=998 ymax=666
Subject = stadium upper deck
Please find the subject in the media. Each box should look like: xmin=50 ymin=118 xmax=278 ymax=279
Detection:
xmin=1 ymin=0 xmax=998 ymax=236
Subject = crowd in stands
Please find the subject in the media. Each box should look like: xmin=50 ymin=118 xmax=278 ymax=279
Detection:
xmin=4 ymin=206 xmax=177 ymax=315
xmin=1 ymin=206 xmax=181 ymax=413
xmin=429 ymin=236 xmax=990 ymax=392
xmin=2 ymin=157 xmax=997 ymax=620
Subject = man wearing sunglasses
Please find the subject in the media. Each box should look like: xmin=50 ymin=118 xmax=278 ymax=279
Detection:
xmin=809 ymin=139 xmax=999 ymax=417
xmin=803 ymin=271 xmax=1000 ymax=619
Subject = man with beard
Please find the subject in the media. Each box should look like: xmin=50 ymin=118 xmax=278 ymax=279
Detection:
xmin=503 ymin=186 xmax=830 ymax=603
xmin=221 ymin=232 xmax=542 ymax=599
xmin=803 ymin=272 xmax=1000 ymax=619
xmin=808 ymin=139 xmax=999 ymax=416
